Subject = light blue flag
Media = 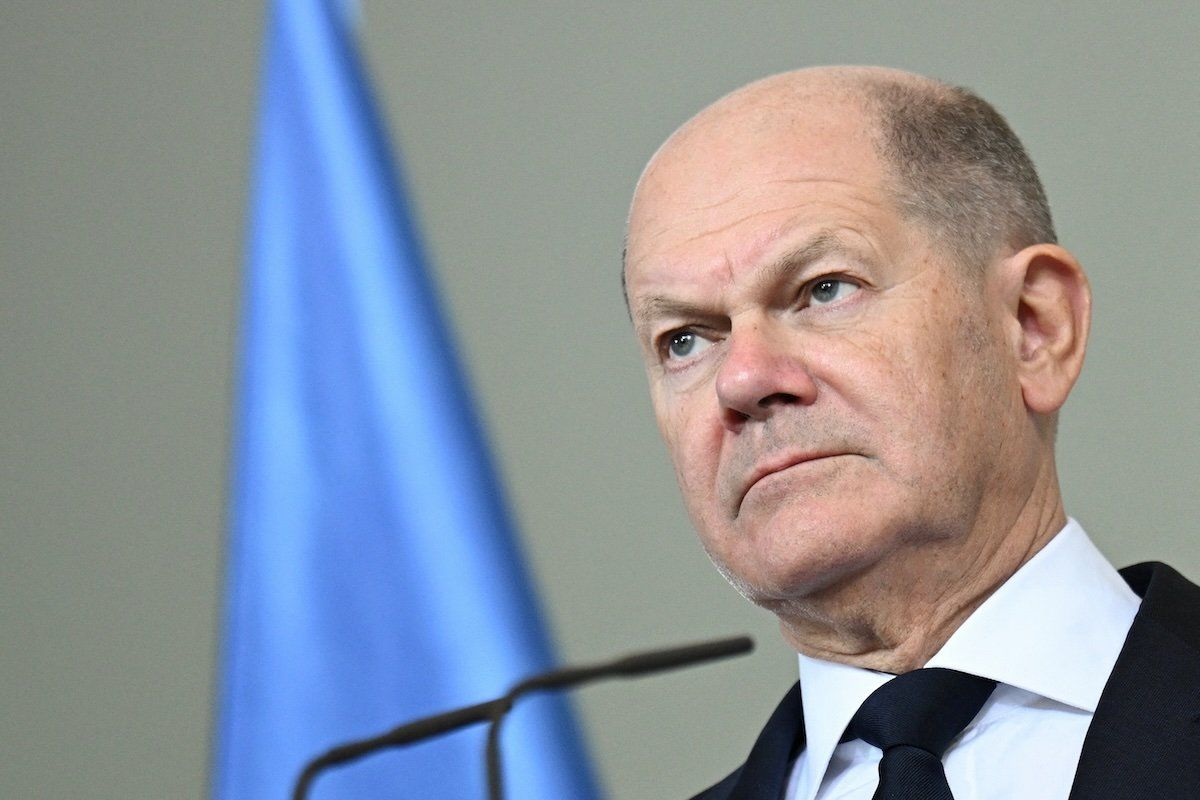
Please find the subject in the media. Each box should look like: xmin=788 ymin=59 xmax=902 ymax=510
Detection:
xmin=212 ymin=1 xmax=599 ymax=797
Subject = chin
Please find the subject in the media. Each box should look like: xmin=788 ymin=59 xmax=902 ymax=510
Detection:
xmin=704 ymin=505 xmax=895 ymax=607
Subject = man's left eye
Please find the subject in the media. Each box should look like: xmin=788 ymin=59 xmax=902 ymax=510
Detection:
xmin=809 ymin=278 xmax=858 ymax=305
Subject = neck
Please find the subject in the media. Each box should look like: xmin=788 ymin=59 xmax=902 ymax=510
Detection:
xmin=776 ymin=468 xmax=1066 ymax=674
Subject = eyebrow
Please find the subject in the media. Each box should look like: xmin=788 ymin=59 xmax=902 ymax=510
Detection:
xmin=630 ymin=229 xmax=853 ymax=331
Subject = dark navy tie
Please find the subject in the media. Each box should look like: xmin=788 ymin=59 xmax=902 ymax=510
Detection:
xmin=846 ymin=668 xmax=997 ymax=800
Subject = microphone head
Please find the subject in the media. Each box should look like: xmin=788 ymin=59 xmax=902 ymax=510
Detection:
xmin=611 ymin=635 xmax=754 ymax=677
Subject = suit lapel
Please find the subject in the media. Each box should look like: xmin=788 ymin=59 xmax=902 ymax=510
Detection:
xmin=689 ymin=682 xmax=805 ymax=800
xmin=1069 ymin=562 xmax=1200 ymax=799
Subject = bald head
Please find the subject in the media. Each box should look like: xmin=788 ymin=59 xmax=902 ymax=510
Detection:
xmin=628 ymin=67 xmax=1055 ymax=284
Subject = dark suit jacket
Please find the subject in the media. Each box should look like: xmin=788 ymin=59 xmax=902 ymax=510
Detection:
xmin=690 ymin=562 xmax=1200 ymax=800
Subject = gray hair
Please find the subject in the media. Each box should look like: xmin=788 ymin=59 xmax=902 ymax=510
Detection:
xmin=861 ymin=79 xmax=1057 ymax=270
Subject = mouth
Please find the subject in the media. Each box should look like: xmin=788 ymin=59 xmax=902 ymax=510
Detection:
xmin=735 ymin=451 xmax=849 ymax=516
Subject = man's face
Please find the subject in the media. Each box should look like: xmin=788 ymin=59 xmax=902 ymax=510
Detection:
xmin=624 ymin=93 xmax=1029 ymax=612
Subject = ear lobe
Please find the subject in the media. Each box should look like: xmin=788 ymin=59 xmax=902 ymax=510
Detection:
xmin=1006 ymin=244 xmax=1091 ymax=415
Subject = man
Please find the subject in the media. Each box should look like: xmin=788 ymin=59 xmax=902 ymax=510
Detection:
xmin=623 ymin=67 xmax=1200 ymax=799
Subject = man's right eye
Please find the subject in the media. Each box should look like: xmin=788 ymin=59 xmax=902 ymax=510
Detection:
xmin=665 ymin=330 xmax=712 ymax=361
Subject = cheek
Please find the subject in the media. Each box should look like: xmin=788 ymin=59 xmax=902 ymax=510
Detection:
xmin=820 ymin=326 xmax=969 ymax=471
xmin=655 ymin=396 xmax=726 ymax=518
xmin=673 ymin=425 xmax=723 ymax=504
xmin=815 ymin=330 xmax=929 ymax=426
xmin=881 ymin=318 xmax=1017 ymax=487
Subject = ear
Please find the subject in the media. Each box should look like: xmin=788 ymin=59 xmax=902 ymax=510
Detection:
xmin=997 ymin=244 xmax=1091 ymax=415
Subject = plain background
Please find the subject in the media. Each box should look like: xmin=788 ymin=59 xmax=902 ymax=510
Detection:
xmin=3 ymin=2 xmax=1197 ymax=797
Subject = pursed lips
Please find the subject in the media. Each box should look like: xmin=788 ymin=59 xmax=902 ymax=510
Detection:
xmin=734 ymin=450 xmax=849 ymax=515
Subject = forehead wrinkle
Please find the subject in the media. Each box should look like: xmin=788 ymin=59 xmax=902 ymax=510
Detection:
xmin=630 ymin=175 xmax=875 ymax=273
xmin=754 ymin=229 xmax=855 ymax=288
xmin=630 ymin=229 xmax=858 ymax=334
xmin=633 ymin=203 xmax=794 ymax=266
xmin=688 ymin=176 xmax=842 ymax=214
xmin=629 ymin=202 xmax=810 ymax=296
xmin=631 ymin=296 xmax=717 ymax=333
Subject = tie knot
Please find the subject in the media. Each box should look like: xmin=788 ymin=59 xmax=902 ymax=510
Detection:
xmin=847 ymin=668 xmax=996 ymax=758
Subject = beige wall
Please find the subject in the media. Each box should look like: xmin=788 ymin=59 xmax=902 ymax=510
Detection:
xmin=3 ymin=2 xmax=1197 ymax=797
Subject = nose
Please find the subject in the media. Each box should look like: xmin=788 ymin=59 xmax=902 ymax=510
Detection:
xmin=715 ymin=318 xmax=817 ymax=430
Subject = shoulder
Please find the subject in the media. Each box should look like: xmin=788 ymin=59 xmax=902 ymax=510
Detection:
xmin=684 ymin=682 xmax=803 ymax=800
xmin=687 ymin=766 xmax=743 ymax=800
xmin=1071 ymin=562 xmax=1200 ymax=795
xmin=1119 ymin=561 xmax=1200 ymax=648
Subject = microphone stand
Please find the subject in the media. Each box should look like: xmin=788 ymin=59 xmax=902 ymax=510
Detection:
xmin=293 ymin=634 xmax=754 ymax=800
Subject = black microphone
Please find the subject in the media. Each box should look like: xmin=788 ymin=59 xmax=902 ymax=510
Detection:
xmin=293 ymin=634 xmax=754 ymax=800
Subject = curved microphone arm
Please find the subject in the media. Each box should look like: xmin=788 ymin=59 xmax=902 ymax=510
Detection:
xmin=293 ymin=635 xmax=754 ymax=800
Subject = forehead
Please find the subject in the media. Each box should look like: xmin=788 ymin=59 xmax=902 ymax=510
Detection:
xmin=636 ymin=96 xmax=879 ymax=213
xmin=625 ymin=95 xmax=899 ymax=304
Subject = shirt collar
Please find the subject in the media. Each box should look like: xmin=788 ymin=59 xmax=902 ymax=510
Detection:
xmin=792 ymin=655 xmax=890 ymax=800
xmin=794 ymin=519 xmax=1140 ymax=800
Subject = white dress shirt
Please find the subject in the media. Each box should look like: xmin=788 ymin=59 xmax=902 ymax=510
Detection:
xmin=783 ymin=519 xmax=1141 ymax=800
